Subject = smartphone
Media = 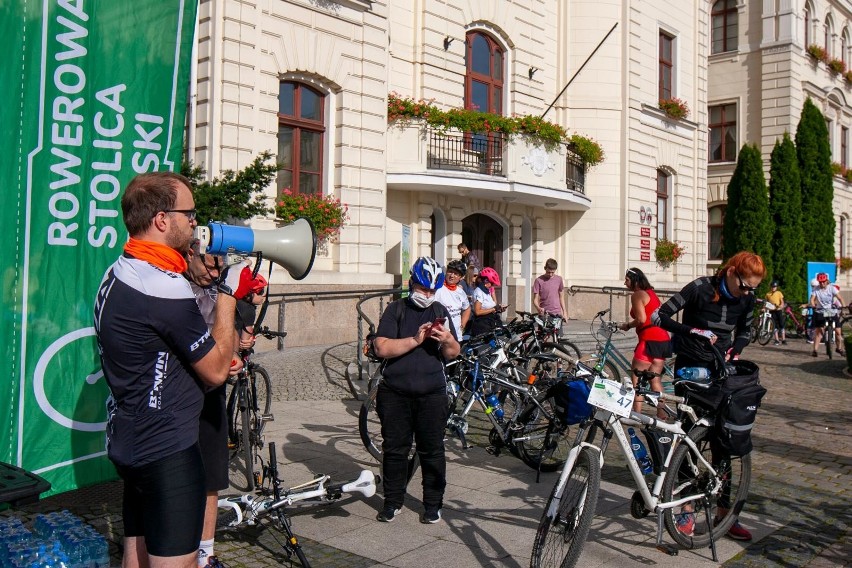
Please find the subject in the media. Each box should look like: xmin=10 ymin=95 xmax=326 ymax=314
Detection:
xmin=431 ymin=317 xmax=447 ymax=328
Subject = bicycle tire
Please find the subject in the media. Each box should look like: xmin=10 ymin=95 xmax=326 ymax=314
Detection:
xmin=556 ymin=340 xmax=582 ymax=362
xmin=515 ymin=396 xmax=571 ymax=472
xmin=757 ymin=318 xmax=774 ymax=346
xmin=826 ymin=325 xmax=833 ymax=359
xmin=784 ymin=314 xmax=801 ymax=339
xmin=530 ymin=446 xmax=601 ymax=568
xmin=252 ymin=365 xmax=273 ymax=416
xmin=357 ymin=378 xmax=420 ymax=480
xmin=226 ymin=382 xmax=256 ymax=491
xmin=240 ymin=387 xmax=255 ymax=490
xmin=662 ymin=426 xmax=751 ymax=549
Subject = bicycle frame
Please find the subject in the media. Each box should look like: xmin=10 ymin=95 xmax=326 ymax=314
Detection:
xmin=591 ymin=316 xmax=674 ymax=382
xmin=548 ymin=409 xmax=718 ymax=515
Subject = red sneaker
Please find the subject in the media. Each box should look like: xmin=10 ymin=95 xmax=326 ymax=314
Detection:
xmin=726 ymin=521 xmax=753 ymax=541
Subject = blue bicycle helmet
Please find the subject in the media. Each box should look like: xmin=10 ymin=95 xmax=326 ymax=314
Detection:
xmin=410 ymin=257 xmax=445 ymax=290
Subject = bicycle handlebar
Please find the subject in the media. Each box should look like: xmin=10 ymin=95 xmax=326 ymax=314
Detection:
xmin=257 ymin=326 xmax=288 ymax=339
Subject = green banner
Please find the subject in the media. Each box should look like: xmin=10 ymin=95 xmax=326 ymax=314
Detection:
xmin=1 ymin=0 xmax=198 ymax=495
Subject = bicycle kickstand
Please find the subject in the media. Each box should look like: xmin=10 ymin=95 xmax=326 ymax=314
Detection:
xmin=702 ymin=495 xmax=719 ymax=562
xmin=654 ymin=511 xmax=678 ymax=556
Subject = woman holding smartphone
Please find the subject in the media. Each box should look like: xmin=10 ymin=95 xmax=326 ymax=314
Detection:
xmin=469 ymin=267 xmax=506 ymax=337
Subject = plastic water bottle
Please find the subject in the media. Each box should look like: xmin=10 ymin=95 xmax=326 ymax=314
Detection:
xmin=676 ymin=367 xmax=711 ymax=381
xmin=484 ymin=393 xmax=504 ymax=421
xmin=628 ymin=428 xmax=653 ymax=475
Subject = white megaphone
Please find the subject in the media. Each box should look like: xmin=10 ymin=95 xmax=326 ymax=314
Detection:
xmin=194 ymin=218 xmax=317 ymax=280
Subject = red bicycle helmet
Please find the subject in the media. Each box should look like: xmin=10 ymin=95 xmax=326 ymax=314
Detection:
xmin=479 ymin=267 xmax=501 ymax=287
xmin=816 ymin=272 xmax=829 ymax=283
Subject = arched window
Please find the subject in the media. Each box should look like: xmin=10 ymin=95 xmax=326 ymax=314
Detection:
xmin=842 ymin=28 xmax=850 ymax=67
xmin=840 ymin=216 xmax=847 ymax=259
xmin=711 ymin=0 xmax=738 ymax=54
xmin=277 ymin=81 xmax=326 ymax=195
xmin=656 ymin=169 xmax=671 ymax=240
xmin=804 ymin=5 xmax=810 ymax=46
xmin=708 ymin=205 xmax=726 ymax=260
xmin=465 ymin=31 xmax=504 ymax=116
xmin=825 ymin=18 xmax=833 ymax=57
xmin=465 ymin=31 xmax=505 ymax=171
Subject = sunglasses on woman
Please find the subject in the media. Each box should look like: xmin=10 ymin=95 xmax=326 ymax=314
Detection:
xmin=735 ymin=272 xmax=758 ymax=293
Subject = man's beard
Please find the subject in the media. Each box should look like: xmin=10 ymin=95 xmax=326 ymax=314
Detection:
xmin=167 ymin=224 xmax=193 ymax=254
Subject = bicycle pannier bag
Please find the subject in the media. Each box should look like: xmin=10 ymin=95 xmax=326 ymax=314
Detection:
xmin=550 ymin=377 xmax=593 ymax=425
xmin=716 ymin=360 xmax=766 ymax=457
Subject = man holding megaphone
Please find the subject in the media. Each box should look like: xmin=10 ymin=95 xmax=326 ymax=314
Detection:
xmin=94 ymin=172 xmax=265 ymax=568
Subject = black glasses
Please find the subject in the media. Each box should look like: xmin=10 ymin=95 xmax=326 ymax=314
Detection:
xmin=735 ymin=272 xmax=758 ymax=293
xmin=164 ymin=208 xmax=197 ymax=221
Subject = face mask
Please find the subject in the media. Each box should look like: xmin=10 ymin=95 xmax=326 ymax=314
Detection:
xmin=410 ymin=290 xmax=435 ymax=308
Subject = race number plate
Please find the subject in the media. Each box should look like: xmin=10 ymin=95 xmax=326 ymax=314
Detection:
xmin=587 ymin=377 xmax=635 ymax=418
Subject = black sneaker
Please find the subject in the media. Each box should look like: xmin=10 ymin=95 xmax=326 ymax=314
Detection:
xmin=420 ymin=507 xmax=442 ymax=524
xmin=376 ymin=505 xmax=401 ymax=522
xmin=204 ymin=557 xmax=227 ymax=568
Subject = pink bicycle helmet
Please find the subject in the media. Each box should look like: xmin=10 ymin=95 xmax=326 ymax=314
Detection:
xmin=480 ymin=267 xmax=501 ymax=287
xmin=816 ymin=272 xmax=829 ymax=283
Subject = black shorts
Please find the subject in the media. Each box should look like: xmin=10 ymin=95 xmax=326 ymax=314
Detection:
xmin=634 ymin=339 xmax=673 ymax=363
xmin=769 ymin=310 xmax=785 ymax=329
xmin=199 ymin=385 xmax=229 ymax=492
xmin=116 ymin=444 xmax=205 ymax=557
xmin=812 ymin=311 xmax=840 ymax=329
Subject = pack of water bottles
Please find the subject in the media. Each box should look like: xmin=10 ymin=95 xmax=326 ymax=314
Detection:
xmin=0 ymin=511 xmax=110 ymax=568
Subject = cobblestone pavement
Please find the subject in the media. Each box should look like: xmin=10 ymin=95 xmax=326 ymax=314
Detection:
xmin=2 ymin=326 xmax=849 ymax=566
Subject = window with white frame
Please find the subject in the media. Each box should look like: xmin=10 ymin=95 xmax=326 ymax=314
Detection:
xmin=656 ymin=169 xmax=671 ymax=240
xmin=708 ymin=205 xmax=726 ymax=260
xmin=277 ymin=81 xmax=326 ymax=195
xmin=659 ymin=31 xmax=675 ymax=101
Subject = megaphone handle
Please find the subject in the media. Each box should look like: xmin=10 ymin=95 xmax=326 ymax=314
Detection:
xmin=251 ymin=252 xmax=262 ymax=278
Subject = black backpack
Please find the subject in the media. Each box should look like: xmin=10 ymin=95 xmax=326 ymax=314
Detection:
xmin=363 ymin=300 xmax=405 ymax=362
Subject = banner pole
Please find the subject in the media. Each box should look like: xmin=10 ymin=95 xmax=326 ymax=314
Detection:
xmin=541 ymin=22 xmax=619 ymax=120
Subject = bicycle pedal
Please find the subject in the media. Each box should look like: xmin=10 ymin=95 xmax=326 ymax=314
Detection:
xmin=656 ymin=543 xmax=679 ymax=556
xmin=261 ymin=413 xmax=275 ymax=422
xmin=485 ymin=445 xmax=502 ymax=456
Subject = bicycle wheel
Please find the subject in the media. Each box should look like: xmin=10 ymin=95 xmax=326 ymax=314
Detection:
xmin=757 ymin=318 xmax=774 ymax=346
xmin=536 ymin=342 xmax=580 ymax=368
xmin=514 ymin=396 xmax=571 ymax=472
xmin=239 ymin=387 xmax=256 ymax=490
xmin=530 ymin=446 xmax=601 ymax=568
xmin=227 ymin=382 xmax=256 ymax=491
xmin=268 ymin=443 xmax=312 ymax=568
xmin=784 ymin=314 xmax=801 ymax=339
xmin=826 ymin=326 xmax=833 ymax=359
xmin=556 ymin=340 xmax=582 ymax=362
xmin=357 ymin=378 xmax=419 ymax=480
xmin=662 ymin=426 xmax=751 ymax=549
xmin=252 ymin=365 xmax=273 ymax=416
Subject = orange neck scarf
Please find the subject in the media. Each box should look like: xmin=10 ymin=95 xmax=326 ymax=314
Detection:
xmin=124 ymin=238 xmax=188 ymax=273
xmin=444 ymin=282 xmax=458 ymax=291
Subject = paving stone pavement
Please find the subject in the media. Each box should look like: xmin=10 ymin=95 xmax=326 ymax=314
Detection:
xmin=2 ymin=323 xmax=849 ymax=567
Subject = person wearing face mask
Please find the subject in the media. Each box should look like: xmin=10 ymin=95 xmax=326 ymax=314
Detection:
xmin=652 ymin=250 xmax=765 ymax=543
xmin=372 ymin=257 xmax=460 ymax=524
xmin=434 ymin=260 xmax=471 ymax=340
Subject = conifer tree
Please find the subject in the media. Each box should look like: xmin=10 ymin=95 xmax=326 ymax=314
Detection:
xmin=795 ymin=98 xmax=835 ymax=262
xmin=768 ymin=133 xmax=806 ymax=302
xmin=722 ymin=143 xmax=773 ymax=293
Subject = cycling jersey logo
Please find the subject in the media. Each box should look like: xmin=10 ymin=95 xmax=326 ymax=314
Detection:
xmin=190 ymin=329 xmax=211 ymax=352
xmin=149 ymin=352 xmax=168 ymax=409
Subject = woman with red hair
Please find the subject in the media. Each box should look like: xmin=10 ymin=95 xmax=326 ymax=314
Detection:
xmin=652 ymin=251 xmax=765 ymax=542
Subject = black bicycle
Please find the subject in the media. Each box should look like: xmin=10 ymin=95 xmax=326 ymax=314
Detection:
xmin=227 ymin=325 xmax=286 ymax=491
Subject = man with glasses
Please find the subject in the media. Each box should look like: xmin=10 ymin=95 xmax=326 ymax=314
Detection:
xmin=652 ymin=251 xmax=765 ymax=542
xmin=95 ymin=172 xmax=262 ymax=568
xmin=810 ymin=272 xmax=845 ymax=357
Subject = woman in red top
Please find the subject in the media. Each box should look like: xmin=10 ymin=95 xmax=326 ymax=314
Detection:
xmin=619 ymin=267 xmax=672 ymax=418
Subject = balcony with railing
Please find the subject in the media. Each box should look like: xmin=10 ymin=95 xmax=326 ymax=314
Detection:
xmin=386 ymin=125 xmax=591 ymax=210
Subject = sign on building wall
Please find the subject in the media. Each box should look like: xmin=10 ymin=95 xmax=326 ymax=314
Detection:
xmin=1 ymin=0 xmax=197 ymax=495
xmin=401 ymin=224 xmax=411 ymax=287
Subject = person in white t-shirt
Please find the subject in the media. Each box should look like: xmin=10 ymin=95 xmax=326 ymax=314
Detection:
xmin=434 ymin=260 xmax=471 ymax=340
xmin=810 ymin=272 xmax=845 ymax=357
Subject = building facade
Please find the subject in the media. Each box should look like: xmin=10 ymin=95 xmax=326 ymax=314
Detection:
xmin=190 ymin=0 xmax=711 ymax=344
xmin=707 ymin=0 xmax=852 ymax=289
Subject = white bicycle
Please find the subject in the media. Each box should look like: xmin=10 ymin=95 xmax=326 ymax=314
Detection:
xmin=530 ymin=369 xmax=751 ymax=567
